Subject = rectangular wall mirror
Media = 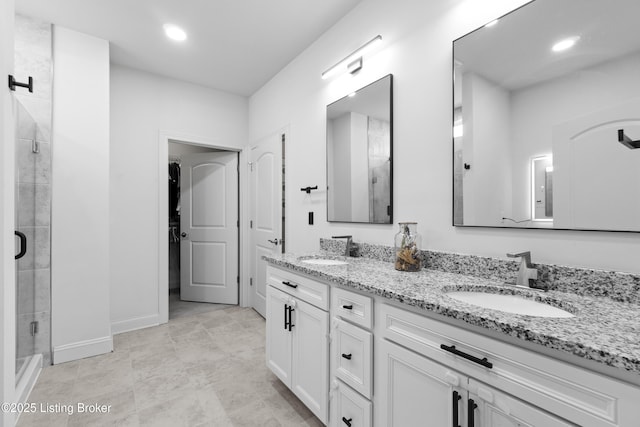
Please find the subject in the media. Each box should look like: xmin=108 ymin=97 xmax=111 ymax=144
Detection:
xmin=453 ymin=0 xmax=640 ymax=232
xmin=327 ymin=74 xmax=393 ymax=223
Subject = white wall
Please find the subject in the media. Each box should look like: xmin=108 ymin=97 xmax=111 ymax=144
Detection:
xmin=328 ymin=113 xmax=352 ymax=220
xmin=462 ymin=72 xmax=512 ymax=225
xmin=51 ymin=26 xmax=112 ymax=363
xmin=0 ymin=0 xmax=16 ymax=423
xmin=249 ymin=0 xmax=640 ymax=274
xmin=350 ymin=112 xmax=369 ymax=221
xmin=110 ymin=65 xmax=248 ymax=332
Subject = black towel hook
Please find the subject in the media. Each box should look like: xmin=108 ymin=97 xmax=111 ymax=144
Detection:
xmin=618 ymin=129 xmax=640 ymax=149
xmin=8 ymin=75 xmax=33 ymax=93
xmin=300 ymin=185 xmax=318 ymax=194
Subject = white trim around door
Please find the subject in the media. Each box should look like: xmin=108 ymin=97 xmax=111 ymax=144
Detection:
xmin=157 ymin=131 xmax=248 ymax=325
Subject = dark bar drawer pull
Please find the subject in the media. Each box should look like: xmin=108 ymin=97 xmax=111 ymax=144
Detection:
xmin=284 ymin=304 xmax=289 ymax=330
xmin=342 ymin=417 xmax=352 ymax=426
xmin=282 ymin=281 xmax=298 ymax=289
xmin=342 ymin=304 xmax=353 ymax=310
xmin=468 ymin=398 xmax=478 ymax=427
xmin=440 ymin=344 xmax=493 ymax=369
xmin=341 ymin=353 xmax=352 ymax=360
xmin=452 ymin=391 xmax=461 ymax=427
xmin=287 ymin=306 xmax=295 ymax=331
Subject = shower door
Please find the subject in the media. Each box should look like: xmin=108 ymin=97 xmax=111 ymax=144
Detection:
xmin=14 ymin=100 xmax=46 ymax=381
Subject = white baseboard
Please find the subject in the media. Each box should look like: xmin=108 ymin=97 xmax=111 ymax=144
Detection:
xmin=110 ymin=313 xmax=160 ymax=335
xmin=53 ymin=335 xmax=113 ymax=364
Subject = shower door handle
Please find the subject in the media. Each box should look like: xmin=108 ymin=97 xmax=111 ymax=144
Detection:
xmin=14 ymin=231 xmax=27 ymax=260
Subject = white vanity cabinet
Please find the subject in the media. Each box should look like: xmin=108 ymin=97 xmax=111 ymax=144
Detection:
xmin=377 ymin=338 xmax=572 ymax=426
xmin=375 ymin=302 xmax=640 ymax=427
xmin=265 ymin=266 xmax=329 ymax=424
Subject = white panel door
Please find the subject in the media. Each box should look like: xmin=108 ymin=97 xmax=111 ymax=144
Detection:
xmin=250 ymin=132 xmax=283 ymax=317
xmin=552 ymin=99 xmax=640 ymax=230
xmin=180 ymin=152 xmax=238 ymax=304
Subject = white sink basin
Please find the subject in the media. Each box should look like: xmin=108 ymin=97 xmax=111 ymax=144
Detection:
xmin=300 ymin=258 xmax=348 ymax=266
xmin=446 ymin=291 xmax=575 ymax=318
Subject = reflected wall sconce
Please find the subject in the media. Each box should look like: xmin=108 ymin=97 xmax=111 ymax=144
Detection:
xmin=321 ymin=35 xmax=382 ymax=80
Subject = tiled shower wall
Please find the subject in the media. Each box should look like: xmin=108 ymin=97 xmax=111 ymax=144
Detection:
xmin=15 ymin=14 xmax=52 ymax=366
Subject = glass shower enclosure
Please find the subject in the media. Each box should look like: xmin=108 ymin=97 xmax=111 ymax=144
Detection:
xmin=14 ymin=99 xmax=50 ymax=386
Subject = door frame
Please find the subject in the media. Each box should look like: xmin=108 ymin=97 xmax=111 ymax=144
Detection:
xmin=157 ymin=131 xmax=248 ymax=324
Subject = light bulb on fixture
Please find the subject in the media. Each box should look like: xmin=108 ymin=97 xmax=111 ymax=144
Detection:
xmin=163 ymin=24 xmax=187 ymax=42
xmin=552 ymin=36 xmax=580 ymax=52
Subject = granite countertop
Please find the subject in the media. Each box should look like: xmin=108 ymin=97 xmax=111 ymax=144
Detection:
xmin=264 ymin=252 xmax=640 ymax=377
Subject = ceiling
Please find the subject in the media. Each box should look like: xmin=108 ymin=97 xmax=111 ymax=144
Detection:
xmin=16 ymin=0 xmax=362 ymax=96
xmin=454 ymin=0 xmax=640 ymax=91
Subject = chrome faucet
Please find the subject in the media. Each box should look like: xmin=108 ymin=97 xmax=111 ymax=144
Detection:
xmin=507 ymin=251 xmax=538 ymax=287
xmin=332 ymin=235 xmax=358 ymax=257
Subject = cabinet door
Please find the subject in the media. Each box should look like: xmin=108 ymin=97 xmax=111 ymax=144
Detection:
xmin=266 ymin=285 xmax=292 ymax=387
xmin=376 ymin=339 xmax=465 ymax=427
xmin=292 ymin=297 xmax=329 ymax=424
xmin=469 ymin=380 xmax=575 ymax=427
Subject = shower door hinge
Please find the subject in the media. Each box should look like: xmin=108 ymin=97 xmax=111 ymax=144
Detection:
xmin=30 ymin=321 xmax=39 ymax=336
xmin=250 ymin=277 xmax=253 ymax=286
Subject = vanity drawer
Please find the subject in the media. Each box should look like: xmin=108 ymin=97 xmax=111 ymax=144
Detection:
xmin=267 ymin=265 xmax=329 ymax=310
xmin=332 ymin=287 xmax=373 ymax=330
xmin=333 ymin=318 xmax=373 ymax=399
xmin=332 ymin=379 xmax=372 ymax=427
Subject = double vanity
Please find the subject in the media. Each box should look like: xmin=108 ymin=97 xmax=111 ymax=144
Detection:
xmin=264 ymin=249 xmax=640 ymax=427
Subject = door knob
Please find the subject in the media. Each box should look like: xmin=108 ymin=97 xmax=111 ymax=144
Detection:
xmin=181 ymin=232 xmax=188 ymax=238
xmin=268 ymin=239 xmax=279 ymax=245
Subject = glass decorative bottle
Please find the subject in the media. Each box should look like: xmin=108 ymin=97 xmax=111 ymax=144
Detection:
xmin=394 ymin=222 xmax=422 ymax=272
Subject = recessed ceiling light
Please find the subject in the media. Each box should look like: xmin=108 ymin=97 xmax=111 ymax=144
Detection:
xmin=552 ymin=36 xmax=580 ymax=52
xmin=163 ymin=24 xmax=187 ymax=42
xmin=484 ymin=19 xmax=499 ymax=28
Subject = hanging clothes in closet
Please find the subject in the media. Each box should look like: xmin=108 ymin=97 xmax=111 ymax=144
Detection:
xmin=169 ymin=162 xmax=181 ymax=221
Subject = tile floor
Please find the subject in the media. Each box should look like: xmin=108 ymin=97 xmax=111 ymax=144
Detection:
xmin=17 ymin=305 xmax=323 ymax=427
xmin=168 ymin=291 xmax=233 ymax=320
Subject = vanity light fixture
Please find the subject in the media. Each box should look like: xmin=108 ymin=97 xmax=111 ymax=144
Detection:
xmin=551 ymin=36 xmax=580 ymax=52
xmin=321 ymin=35 xmax=382 ymax=80
xmin=163 ymin=24 xmax=187 ymax=42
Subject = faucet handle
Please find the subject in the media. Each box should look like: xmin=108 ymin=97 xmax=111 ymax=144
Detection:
xmin=507 ymin=251 xmax=530 ymax=258
xmin=507 ymin=251 xmax=533 ymax=267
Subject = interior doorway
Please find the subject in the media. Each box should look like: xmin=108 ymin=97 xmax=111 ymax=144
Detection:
xmin=158 ymin=133 xmax=243 ymax=323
